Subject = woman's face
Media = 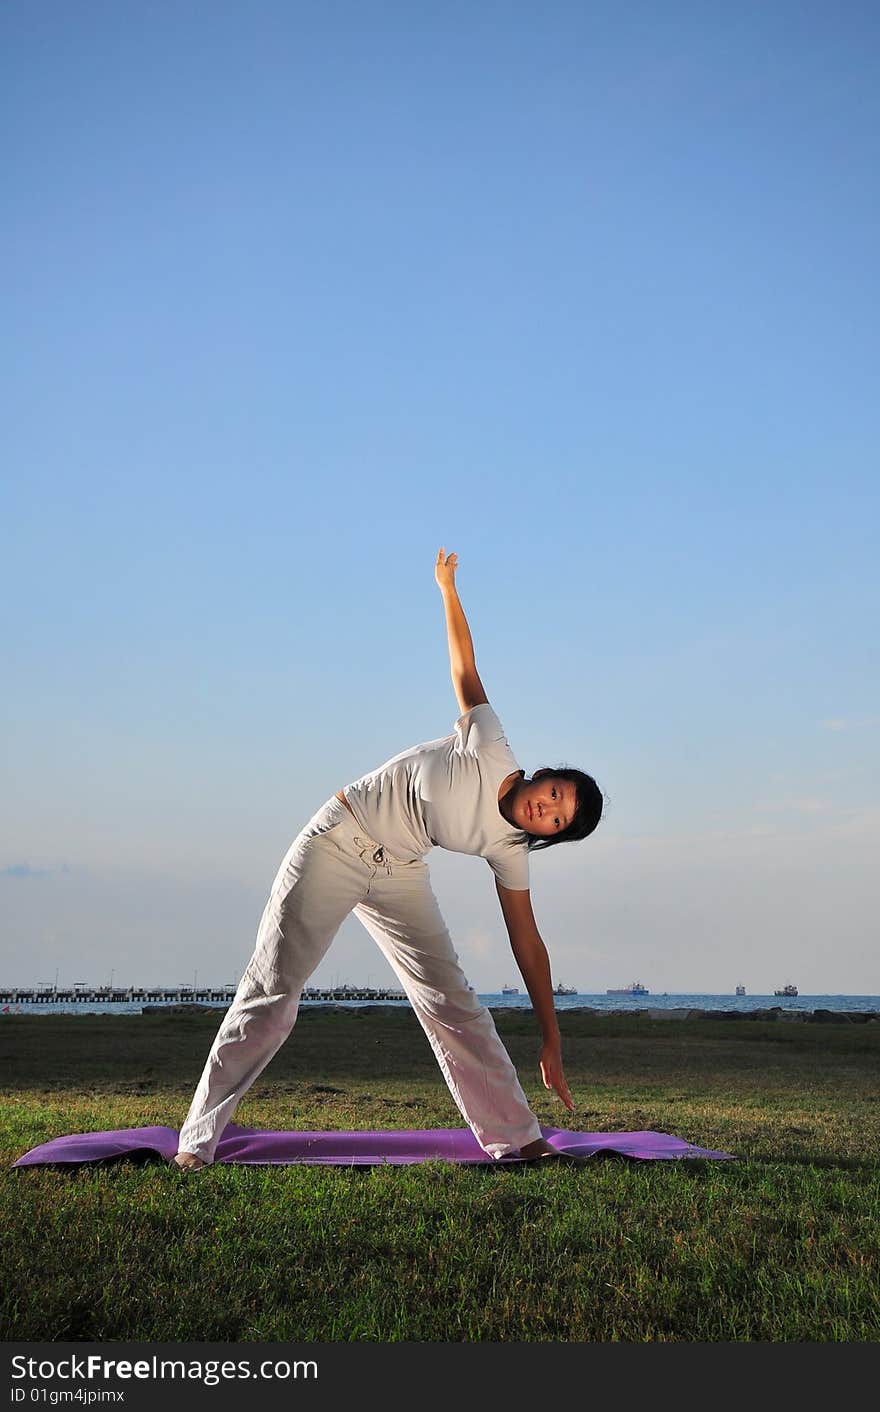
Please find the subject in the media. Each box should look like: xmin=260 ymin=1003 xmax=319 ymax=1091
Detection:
xmin=510 ymin=775 xmax=577 ymax=837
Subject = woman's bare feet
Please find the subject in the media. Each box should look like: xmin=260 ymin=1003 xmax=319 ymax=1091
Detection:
xmin=519 ymin=1137 xmax=559 ymax=1160
xmin=518 ymin=1137 xmax=590 ymax=1165
xmin=174 ymin=1151 xmax=206 ymax=1171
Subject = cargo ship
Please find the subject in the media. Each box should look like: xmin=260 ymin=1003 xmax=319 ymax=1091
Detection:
xmin=774 ymin=984 xmax=798 ymax=997
xmin=552 ymin=983 xmax=578 ymax=996
xmin=606 ymin=981 xmax=649 ymax=996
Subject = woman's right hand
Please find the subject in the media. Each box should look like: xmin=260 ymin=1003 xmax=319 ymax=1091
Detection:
xmin=434 ymin=546 xmax=459 ymax=591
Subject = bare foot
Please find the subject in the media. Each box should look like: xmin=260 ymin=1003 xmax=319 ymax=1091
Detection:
xmin=519 ymin=1138 xmax=559 ymax=1160
xmin=518 ymin=1138 xmax=590 ymax=1165
xmin=174 ymin=1151 xmax=206 ymax=1171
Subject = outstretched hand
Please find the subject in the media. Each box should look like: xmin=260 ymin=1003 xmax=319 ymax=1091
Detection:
xmin=434 ymin=546 xmax=459 ymax=591
xmin=539 ymin=1040 xmax=575 ymax=1112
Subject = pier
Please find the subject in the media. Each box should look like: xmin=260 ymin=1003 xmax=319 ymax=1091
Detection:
xmin=0 ymin=984 xmax=408 ymax=1006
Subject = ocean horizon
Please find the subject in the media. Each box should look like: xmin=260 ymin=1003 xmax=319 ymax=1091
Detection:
xmin=2 ymin=992 xmax=878 ymax=1017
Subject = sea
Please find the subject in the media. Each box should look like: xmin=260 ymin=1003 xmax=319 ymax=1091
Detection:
xmin=1 ymin=992 xmax=878 ymax=1017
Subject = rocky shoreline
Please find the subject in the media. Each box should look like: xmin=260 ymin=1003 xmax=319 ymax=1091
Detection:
xmin=141 ymin=1002 xmax=879 ymax=1023
xmin=554 ymin=1006 xmax=880 ymax=1024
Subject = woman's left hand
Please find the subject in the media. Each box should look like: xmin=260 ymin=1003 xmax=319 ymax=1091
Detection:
xmin=539 ymin=1039 xmax=575 ymax=1112
xmin=434 ymin=546 xmax=459 ymax=591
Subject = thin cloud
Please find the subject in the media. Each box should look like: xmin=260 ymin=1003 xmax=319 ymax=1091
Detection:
xmin=820 ymin=716 xmax=880 ymax=732
xmin=0 ymin=863 xmax=70 ymax=879
xmin=463 ymin=929 xmax=495 ymax=959
xmin=755 ymin=798 xmax=834 ymax=817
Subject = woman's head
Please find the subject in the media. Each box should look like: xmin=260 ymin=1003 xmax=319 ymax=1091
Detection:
xmin=505 ymin=766 xmax=605 ymax=852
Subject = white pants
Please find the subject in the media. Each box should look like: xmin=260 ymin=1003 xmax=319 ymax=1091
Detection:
xmin=177 ymin=796 xmax=542 ymax=1164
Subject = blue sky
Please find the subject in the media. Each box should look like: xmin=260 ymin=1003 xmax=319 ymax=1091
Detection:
xmin=2 ymin=1 xmax=878 ymax=995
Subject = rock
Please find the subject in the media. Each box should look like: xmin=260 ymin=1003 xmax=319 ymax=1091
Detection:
xmin=808 ymin=1009 xmax=880 ymax=1024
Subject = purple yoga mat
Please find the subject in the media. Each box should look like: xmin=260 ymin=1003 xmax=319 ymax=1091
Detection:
xmin=12 ymin=1123 xmax=735 ymax=1168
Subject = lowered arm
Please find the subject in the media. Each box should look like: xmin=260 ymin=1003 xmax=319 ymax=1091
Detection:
xmin=494 ymin=879 xmax=560 ymax=1044
xmin=495 ymin=878 xmax=573 ymax=1110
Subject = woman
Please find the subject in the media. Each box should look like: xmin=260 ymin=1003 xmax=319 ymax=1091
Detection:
xmin=175 ymin=548 xmax=604 ymax=1170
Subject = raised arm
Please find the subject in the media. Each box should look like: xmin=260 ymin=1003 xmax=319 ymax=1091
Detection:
xmin=435 ymin=548 xmax=488 ymax=714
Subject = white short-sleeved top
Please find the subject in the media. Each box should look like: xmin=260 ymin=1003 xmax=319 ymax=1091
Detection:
xmin=341 ymin=703 xmax=531 ymax=890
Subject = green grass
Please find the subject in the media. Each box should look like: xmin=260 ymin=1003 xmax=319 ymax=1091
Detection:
xmin=2 ymin=1008 xmax=879 ymax=1341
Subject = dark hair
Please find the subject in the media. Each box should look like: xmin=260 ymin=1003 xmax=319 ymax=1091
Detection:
xmin=523 ymin=766 xmax=606 ymax=853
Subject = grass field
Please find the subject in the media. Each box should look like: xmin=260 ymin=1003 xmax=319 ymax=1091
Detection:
xmin=2 ymin=1008 xmax=879 ymax=1342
